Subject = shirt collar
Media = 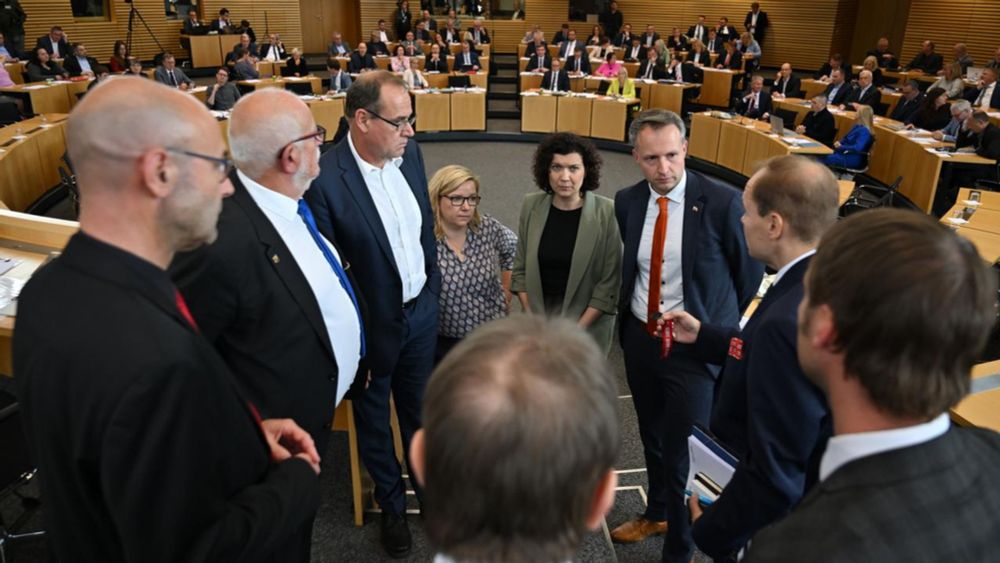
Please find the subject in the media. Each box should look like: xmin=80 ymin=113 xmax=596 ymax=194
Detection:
xmin=772 ymin=249 xmax=815 ymax=287
xmin=647 ymin=170 xmax=687 ymax=205
xmin=346 ymin=129 xmax=403 ymax=173
xmin=237 ymin=169 xmax=300 ymax=222
xmin=819 ymin=413 xmax=950 ymax=482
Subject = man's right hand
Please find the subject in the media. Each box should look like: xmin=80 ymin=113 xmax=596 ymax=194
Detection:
xmin=261 ymin=418 xmax=321 ymax=475
xmin=795 ymin=125 xmax=806 ymax=134
xmin=655 ymin=310 xmax=701 ymax=343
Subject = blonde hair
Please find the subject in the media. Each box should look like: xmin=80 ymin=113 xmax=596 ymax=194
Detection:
xmin=855 ymin=104 xmax=874 ymax=130
xmin=862 ymin=55 xmax=877 ymax=70
xmin=429 ymin=164 xmax=482 ymax=238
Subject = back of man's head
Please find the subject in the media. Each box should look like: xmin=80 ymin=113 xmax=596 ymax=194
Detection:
xmin=805 ymin=209 xmax=996 ymax=418
xmin=417 ymin=316 xmax=619 ymax=563
xmin=229 ymin=89 xmax=312 ymax=181
xmin=750 ymin=155 xmax=838 ymax=244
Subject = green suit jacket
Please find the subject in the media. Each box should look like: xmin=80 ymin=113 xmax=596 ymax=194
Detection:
xmin=511 ymin=191 xmax=623 ymax=353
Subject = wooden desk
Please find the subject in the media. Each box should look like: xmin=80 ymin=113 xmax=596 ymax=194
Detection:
xmin=800 ymin=79 xmax=828 ymax=99
xmin=947 ymin=206 xmax=1000 ymax=234
xmin=450 ymin=90 xmax=486 ymax=131
xmin=649 ymin=82 xmax=699 ymax=114
xmin=955 ymin=187 xmax=1000 ymax=211
xmin=181 ymin=34 xmax=224 ymax=69
xmin=521 ymin=92 xmax=557 ymax=133
xmin=423 ymin=71 xmax=486 ymax=91
xmin=953 ymin=227 xmax=1000 ymax=262
xmin=590 ymin=96 xmax=638 ymax=141
xmin=556 ymin=95 xmax=593 ymax=136
xmin=699 ymin=68 xmax=737 ymax=107
xmin=237 ymin=76 xmax=322 ymax=95
xmin=772 ymin=97 xmax=813 ymax=126
xmin=0 ymin=210 xmax=78 ymax=376
xmin=519 ymin=72 xmax=543 ymax=91
xmin=4 ymin=62 xmax=25 ymax=85
xmin=952 ymin=387 xmax=1000 ymax=432
xmin=837 ymin=180 xmax=855 ymax=205
xmin=413 ymin=91 xmax=450 ymax=131
xmin=0 ymin=81 xmax=73 ymax=114
xmin=689 ymin=112 xmax=721 ymax=162
xmin=0 ymin=115 xmax=68 ymax=212
xmin=690 ymin=112 xmax=833 ymax=176
xmin=303 ymin=97 xmax=345 ymax=141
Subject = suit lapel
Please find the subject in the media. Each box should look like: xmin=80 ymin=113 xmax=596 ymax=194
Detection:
xmin=230 ymin=176 xmax=336 ymax=363
xmin=623 ymin=183 xmax=648 ymax=293
xmin=525 ymin=195 xmax=550 ymax=310
xmin=681 ymin=172 xmax=705 ymax=304
xmin=337 ymin=139 xmax=400 ymax=278
xmin=563 ymin=193 xmax=600 ymax=310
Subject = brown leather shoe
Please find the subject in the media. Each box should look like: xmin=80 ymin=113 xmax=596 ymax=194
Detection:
xmin=609 ymin=516 xmax=668 ymax=543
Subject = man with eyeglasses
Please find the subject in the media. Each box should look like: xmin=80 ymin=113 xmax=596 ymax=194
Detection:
xmin=171 ymin=89 xmax=365 ymax=562
xmin=205 ymin=67 xmax=241 ymax=111
xmin=14 ymin=77 xmax=322 ymax=563
xmin=305 ymin=70 xmax=437 ymax=559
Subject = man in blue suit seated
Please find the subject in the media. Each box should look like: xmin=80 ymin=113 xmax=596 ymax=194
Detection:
xmin=454 ymin=41 xmax=480 ymax=71
xmin=659 ymin=155 xmax=839 ymax=561
xmin=304 ymin=70 xmax=439 ymax=559
xmin=610 ymin=109 xmax=763 ymax=562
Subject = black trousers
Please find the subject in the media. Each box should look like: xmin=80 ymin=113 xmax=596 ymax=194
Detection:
xmin=621 ymin=313 xmax=715 ymax=563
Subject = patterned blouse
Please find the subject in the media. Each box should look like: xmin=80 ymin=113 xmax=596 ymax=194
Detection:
xmin=437 ymin=214 xmax=518 ymax=338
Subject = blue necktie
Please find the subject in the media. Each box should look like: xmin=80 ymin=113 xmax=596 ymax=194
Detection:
xmin=297 ymin=199 xmax=366 ymax=357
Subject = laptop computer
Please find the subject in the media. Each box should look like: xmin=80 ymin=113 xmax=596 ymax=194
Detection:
xmin=769 ymin=114 xmax=784 ymax=135
xmin=967 ymin=67 xmax=985 ymax=82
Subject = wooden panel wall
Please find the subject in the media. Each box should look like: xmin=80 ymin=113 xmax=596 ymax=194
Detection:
xmin=359 ymin=0 xmax=853 ymax=70
xmin=900 ymin=0 xmax=999 ymax=69
xmin=20 ymin=0 xmax=303 ymax=64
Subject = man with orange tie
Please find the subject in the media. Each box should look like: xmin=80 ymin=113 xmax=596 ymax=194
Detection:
xmin=611 ymin=109 xmax=763 ymax=562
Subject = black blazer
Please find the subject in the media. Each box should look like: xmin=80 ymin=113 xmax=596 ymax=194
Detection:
xmin=970 ymin=123 xmax=1000 ymax=160
xmin=689 ymin=257 xmax=831 ymax=559
xmin=718 ymin=50 xmax=743 ymax=70
xmin=814 ymin=63 xmax=852 ymax=81
xmin=802 ymin=108 xmax=836 ymax=147
xmin=824 ymin=81 xmax=851 ymax=106
xmin=705 ymin=36 xmax=724 ymax=54
xmin=614 ymin=172 xmax=763 ymax=344
xmin=541 ymin=69 xmax=570 ymax=92
xmin=368 ymin=41 xmax=389 ymax=56
xmin=34 ymin=34 xmax=69 ymax=57
xmin=736 ymin=89 xmax=773 ymax=119
xmin=349 ymin=51 xmax=376 ymax=73
xmin=890 ymin=93 xmax=924 ymax=122
xmin=170 ymin=174 xmax=366 ymax=451
xmin=744 ymin=10 xmax=769 ymax=42
xmin=566 ymin=54 xmax=592 ymax=75
xmin=746 ymin=427 xmax=1000 ymax=562
xmin=909 ymin=104 xmax=952 ymax=131
xmin=613 ymin=31 xmax=634 ymax=47
xmin=623 ymin=43 xmax=644 ymax=62
xmin=182 ymin=18 xmax=203 ymax=35
xmin=908 ymin=52 xmax=944 ymax=74
xmin=466 ymin=26 xmax=490 ymax=44
xmin=688 ymin=50 xmax=711 ymax=67
xmin=525 ymin=52 xmax=550 ymax=72
xmin=62 ymin=55 xmax=98 ymax=77
xmin=637 ymin=59 xmax=667 ymax=80
xmin=687 ymin=24 xmax=708 ymax=42
xmin=771 ymin=75 xmax=801 ymax=97
xmin=424 ymin=55 xmax=449 ymax=73
xmin=667 ymin=36 xmax=688 ymax=52
xmin=640 ymin=32 xmax=660 ymax=47
xmin=866 ymin=48 xmax=899 ymax=69
xmin=455 ymin=50 xmax=481 ymax=70
xmin=844 ymin=84 xmax=880 ymax=108
xmin=14 ymin=232 xmax=320 ymax=563
xmin=281 ymin=56 xmax=309 ymax=77
xmin=258 ymin=43 xmax=287 ymax=61
xmin=965 ymin=82 xmax=1000 ymax=110
xmin=304 ymin=137 xmax=441 ymax=376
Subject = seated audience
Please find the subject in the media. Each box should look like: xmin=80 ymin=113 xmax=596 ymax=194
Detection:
xmin=586 ymin=25 xmax=603 ymax=46
xmin=327 ymin=32 xmax=351 ymax=56
xmin=735 ymin=75 xmax=771 ymax=119
xmin=0 ymin=33 xmax=21 ymax=61
xmin=282 ymin=48 xmax=308 ymax=77
xmin=664 ymin=155 xmax=838 ymax=561
xmin=35 ymin=26 xmax=69 ymax=58
xmin=623 ymin=37 xmax=644 ymax=62
xmin=641 ymin=24 xmax=659 ymax=48
xmin=929 ymin=61 xmax=965 ymax=99
xmin=401 ymin=67 xmax=428 ymax=90
xmin=595 ymin=51 xmax=622 ymax=78
xmin=606 ymin=66 xmax=636 ymax=98
xmin=108 ymin=40 xmax=128 ymax=73
xmin=771 ymin=63 xmax=800 ymax=98
xmin=614 ymin=23 xmax=633 ymax=48
xmin=541 ymin=57 xmax=570 ymax=92
xmin=123 ymin=57 xmax=146 ymax=77
xmin=737 ymin=31 xmax=761 ymax=71
xmin=822 ymin=68 xmax=851 ymax=106
xmin=966 ymin=66 xmax=1000 ymax=110
xmin=688 ymin=15 xmax=708 ymax=43
xmin=210 ymin=8 xmax=233 ymax=33
xmin=231 ymin=46 xmax=259 ymax=80
xmin=521 ymin=25 xmax=542 ymax=44
xmin=866 ymin=36 xmax=898 ymax=69
xmin=63 ymin=42 xmax=98 ymax=77
xmin=566 ymin=46 xmax=591 ymax=76
xmin=908 ymin=87 xmax=951 ymax=130
xmin=226 ymin=33 xmax=256 ymax=65
xmin=413 ymin=21 xmax=431 ymax=44
xmin=440 ymin=19 xmax=463 ymax=46
xmin=705 ymin=28 xmax=723 ymax=54
xmin=558 ymin=29 xmax=579 ymax=59
xmin=844 ymin=69 xmax=879 ymax=110
xmin=391 ymin=45 xmax=411 ymax=72
xmin=987 ymin=46 xmax=1000 ymax=71
xmin=716 ymin=41 xmax=742 ymax=70
xmin=860 ymin=55 xmax=884 ymax=87
xmin=349 ymin=42 xmax=377 ymax=73
xmin=258 ymin=33 xmax=286 ymax=62
xmin=815 ymin=53 xmax=851 ymax=82
xmin=326 ymin=58 xmax=352 ymax=93
xmin=552 ymin=23 xmax=570 ymax=45
xmin=84 ymin=65 xmax=109 ymax=93
xmin=718 ymin=16 xmax=736 ymax=43
xmin=745 ymin=209 xmax=1000 ymax=563
xmin=525 ymin=44 xmax=549 ymax=73
xmin=455 ymin=41 xmax=480 ymax=71
xmin=367 ymin=31 xmax=389 ymax=56
xmin=0 ymin=56 xmax=14 ymax=87
xmin=949 ymin=42 xmax=974 ymax=74
xmin=467 ymin=18 xmax=490 ymax=44
xmin=427 ymin=165 xmax=516 ymax=361
xmin=823 ymin=105 xmax=874 ymax=169
xmin=411 ymin=316 xmax=619 ymax=563
xmin=637 ymin=47 xmax=666 ymax=80
xmin=425 ymin=44 xmax=449 ymax=73
xmin=236 ymin=20 xmax=257 ymax=44
xmin=205 ymin=67 xmax=240 ymax=111
xmin=796 ymin=94 xmax=837 ymax=147
xmin=653 ymin=39 xmax=671 ymax=67
xmin=26 ymin=46 xmax=68 ymax=82
xmin=182 ymin=9 xmax=203 ymax=35
xmin=957 ymin=110 xmax=1000 ymax=160
xmin=667 ymin=27 xmax=688 ymax=52
xmin=890 ymin=80 xmax=924 ymax=122
xmin=400 ymin=31 xmax=423 ymax=56
xmin=688 ymin=39 xmax=710 ymax=67
xmin=931 ymin=99 xmax=973 ymax=142
xmin=907 ymin=40 xmax=943 ymax=74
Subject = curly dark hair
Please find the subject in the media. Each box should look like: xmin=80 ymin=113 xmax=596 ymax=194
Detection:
xmin=532 ymin=132 xmax=603 ymax=194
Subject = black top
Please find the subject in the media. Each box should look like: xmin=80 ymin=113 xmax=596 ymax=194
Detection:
xmin=911 ymin=104 xmax=951 ymax=131
xmin=538 ymin=204 xmax=582 ymax=310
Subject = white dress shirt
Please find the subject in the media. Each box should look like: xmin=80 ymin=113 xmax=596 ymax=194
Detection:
xmin=673 ymin=62 xmax=684 ymax=81
xmin=771 ymin=249 xmax=815 ymax=287
xmin=76 ymin=55 xmax=92 ymax=74
xmin=239 ymin=171 xmax=361 ymax=406
xmin=819 ymin=413 xmax=950 ymax=481
xmin=262 ymin=44 xmax=281 ymax=62
xmin=346 ymin=133 xmax=427 ymax=302
xmin=693 ymin=25 xmax=704 ymax=41
xmin=631 ymin=174 xmax=687 ymax=322
xmin=563 ymin=39 xmax=576 ymax=56
xmin=976 ymin=81 xmax=996 ymax=108
xmin=379 ymin=30 xmax=389 ymax=43
xmin=629 ymin=45 xmax=641 ymax=59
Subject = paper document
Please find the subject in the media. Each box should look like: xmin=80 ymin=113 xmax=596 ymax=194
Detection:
xmin=686 ymin=426 xmax=738 ymax=502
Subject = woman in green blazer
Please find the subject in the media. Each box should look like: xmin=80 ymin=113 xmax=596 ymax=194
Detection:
xmin=511 ymin=132 xmax=623 ymax=354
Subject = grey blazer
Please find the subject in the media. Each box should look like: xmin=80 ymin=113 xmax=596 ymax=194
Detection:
xmin=511 ymin=192 xmax=622 ymax=353
xmin=154 ymin=66 xmax=193 ymax=88
xmin=746 ymin=427 xmax=1000 ymax=563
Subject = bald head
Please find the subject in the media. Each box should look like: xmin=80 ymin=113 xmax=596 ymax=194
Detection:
xmin=229 ymin=89 xmax=320 ymax=195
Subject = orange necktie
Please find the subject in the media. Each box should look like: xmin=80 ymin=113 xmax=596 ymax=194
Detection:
xmin=647 ymin=197 xmax=668 ymax=335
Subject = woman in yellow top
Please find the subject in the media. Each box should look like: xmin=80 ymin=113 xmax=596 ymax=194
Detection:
xmin=606 ymin=67 xmax=636 ymax=98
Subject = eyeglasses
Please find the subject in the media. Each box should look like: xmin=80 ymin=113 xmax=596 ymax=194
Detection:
xmin=166 ymin=148 xmax=233 ymax=183
xmin=278 ymin=125 xmax=327 ymax=157
xmin=441 ymin=195 xmax=481 ymax=207
xmin=365 ymin=108 xmax=417 ymax=132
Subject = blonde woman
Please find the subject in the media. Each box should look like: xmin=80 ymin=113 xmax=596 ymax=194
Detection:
xmin=861 ymin=55 xmax=884 ymax=86
xmin=824 ymin=105 xmax=874 ymax=168
xmin=429 ymin=165 xmax=517 ymax=362
xmin=929 ymin=61 xmax=964 ymax=98
xmin=606 ymin=66 xmax=636 ymax=98
xmin=653 ymin=38 xmax=671 ymax=67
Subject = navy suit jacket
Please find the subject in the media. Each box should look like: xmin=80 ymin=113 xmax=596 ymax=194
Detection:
xmin=455 ymin=50 xmax=480 ymax=70
xmin=34 ymin=35 xmax=69 ymax=57
xmin=689 ymin=257 xmax=832 ymax=559
xmin=965 ymin=82 xmax=1000 ymax=110
xmin=614 ymin=171 xmax=763 ymax=346
xmin=304 ymin=137 xmax=440 ymax=377
xmin=736 ymin=90 xmax=773 ymax=119
xmin=566 ymin=55 xmax=592 ymax=75
xmin=541 ymin=69 xmax=570 ymax=91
